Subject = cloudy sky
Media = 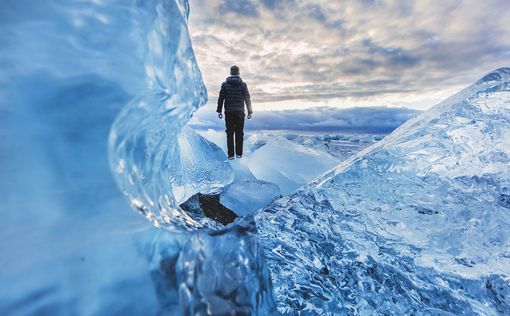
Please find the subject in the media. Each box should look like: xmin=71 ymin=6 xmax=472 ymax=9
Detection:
xmin=188 ymin=0 xmax=510 ymax=112
xmin=189 ymin=105 xmax=420 ymax=133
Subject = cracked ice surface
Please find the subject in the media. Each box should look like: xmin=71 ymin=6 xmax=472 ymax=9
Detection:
xmin=256 ymin=68 xmax=510 ymax=314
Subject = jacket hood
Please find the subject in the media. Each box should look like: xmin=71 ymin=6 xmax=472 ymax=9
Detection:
xmin=226 ymin=75 xmax=243 ymax=85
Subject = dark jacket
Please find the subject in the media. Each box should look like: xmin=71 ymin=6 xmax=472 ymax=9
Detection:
xmin=217 ymin=75 xmax=253 ymax=114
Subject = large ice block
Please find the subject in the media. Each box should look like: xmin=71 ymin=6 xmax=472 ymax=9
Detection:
xmin=256 ymin=68 xmax=510 ymax=314
xmin=0 ymin=0 xmax=233 ymax=314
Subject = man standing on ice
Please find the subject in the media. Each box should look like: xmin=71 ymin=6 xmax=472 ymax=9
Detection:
xmin=217 ymin=65 xmax=253 ymax=160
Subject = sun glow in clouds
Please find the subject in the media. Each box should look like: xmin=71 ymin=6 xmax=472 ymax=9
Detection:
xmin=189 ymin=0 xmax=510 ymax=111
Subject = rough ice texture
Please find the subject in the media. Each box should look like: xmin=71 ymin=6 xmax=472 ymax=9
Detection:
xmin=0 ymin=0 xmax=241 ymax=314
xmin=0 ymin=0 xmax=179 ymax=314
xmin=3 ymin=0 xmax=510 ymax=314
xmin=107 ymin=1 xmax=235 ymax=230
xmin=256 ymin=68 xmax=510 ymax=314
xmin=176 ymin=218 xmax=277 ymax=315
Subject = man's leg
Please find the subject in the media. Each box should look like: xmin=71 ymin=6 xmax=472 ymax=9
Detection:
xmin=225 ymin=113 xmax=235 ymax=158
xmin=234 ymin=112 xmax=245 ymax=157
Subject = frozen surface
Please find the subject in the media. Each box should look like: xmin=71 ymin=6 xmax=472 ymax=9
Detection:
xmin=229 ymin=157 xmax=258 ymax=182
xmin=3 ymin=0 xmax=509 ymax=314
xmin=175 ymin=126 xmax=234 ymax=203
xmin=285 ymin=133 xmax=383 ymax=160
xmin=245 ymin=137 xmax=339 ymax=195
xmin=198 ymin=130 xmax=344 ymax=212
xmin=0 ymin=0 xmax=232 ymax=314
xmin=221 ymin=180 xmax=281 ymax=216
xmin=256 ymin=68 xmax=510 ymax=314
xmin=107 ymin=0 xmax=234 ymax=229
xmin=176 ymin=218 xmax=276 ymax=315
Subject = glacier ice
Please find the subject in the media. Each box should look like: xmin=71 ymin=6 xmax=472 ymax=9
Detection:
xmin=221 ymin=180 xmax=281 ymax=216
xmin=2 ymin=0 xmax=510 ymax=314
xmin=107 ymin=1 xmax=235 ymax=230
xmin=198 ymin=130 xmax=341 ymax=196
xmin=255 ymin=67 xmax=510 ymax=314
xmin=284 ymin=133 xmax=381 ymax=160
xmin=0 ymin=0 xmax=234 ymax=314
xmin=176 ymin=218 xmax=276 ymax=315
xmin=242 ymin=136 xmax=339 ymax=195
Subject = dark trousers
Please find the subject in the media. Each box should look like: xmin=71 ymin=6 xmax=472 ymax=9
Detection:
xmin=225 ymin=112 xmax=245 ymax=157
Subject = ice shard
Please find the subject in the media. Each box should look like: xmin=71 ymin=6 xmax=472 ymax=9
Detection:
xmin=256 ymin=68 xmax=510 ymax=314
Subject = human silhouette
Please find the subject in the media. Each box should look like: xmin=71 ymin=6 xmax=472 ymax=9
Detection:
xmin=217 ymin=65 xmax=253 ymax=159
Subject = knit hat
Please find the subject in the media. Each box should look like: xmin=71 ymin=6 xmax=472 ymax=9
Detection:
xmin=230 ymin=65 xmax=240 ymax=75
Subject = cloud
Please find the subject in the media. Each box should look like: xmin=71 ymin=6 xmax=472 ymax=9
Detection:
xmin=189 ymin=0 xmax=510 ymax=110
xmin=219 ymin=0 xmax=259 ymax=17
xmin=188 ymin=105 xmax=421 ymax=134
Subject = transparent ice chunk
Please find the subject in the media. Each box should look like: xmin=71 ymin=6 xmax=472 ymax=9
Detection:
xmin=256 ymin=68 xmax=510 ymax=314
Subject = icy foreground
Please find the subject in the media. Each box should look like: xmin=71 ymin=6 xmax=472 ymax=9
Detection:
xmin=256 ymin=68 xmax=510 ymax=314
xmin=2 ymin=0 xmax=510 ymax=314
xmin=199 ymin=130 xmax=341 ymax=196
xmin=0 ymin=0 xmax=237 ymax=314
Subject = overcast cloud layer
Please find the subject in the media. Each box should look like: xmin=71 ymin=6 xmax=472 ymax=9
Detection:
xmin=189 ymin=106 xmax=421 ymax=134
xmin=189 ymin=0 xmax=510 ymax=110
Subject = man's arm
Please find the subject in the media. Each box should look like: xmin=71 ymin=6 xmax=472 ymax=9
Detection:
xmin=243 ymin=83 xmax=253 ymax=115
xmin=217 ymin=83 xmax=225 ymax=113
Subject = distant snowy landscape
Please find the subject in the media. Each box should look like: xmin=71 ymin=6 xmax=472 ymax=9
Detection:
xmin=1 ymin=0 xmax=509 ymax=315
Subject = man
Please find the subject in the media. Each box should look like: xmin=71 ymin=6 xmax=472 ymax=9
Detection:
xmin=217 ymin=65 xmax=253 ymax=160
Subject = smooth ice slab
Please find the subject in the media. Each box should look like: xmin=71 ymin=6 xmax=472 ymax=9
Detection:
xmin=220 ymin=180 xmax=281 ymax=216
xmin=243 ymin=136 xmax=339 ymax=195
